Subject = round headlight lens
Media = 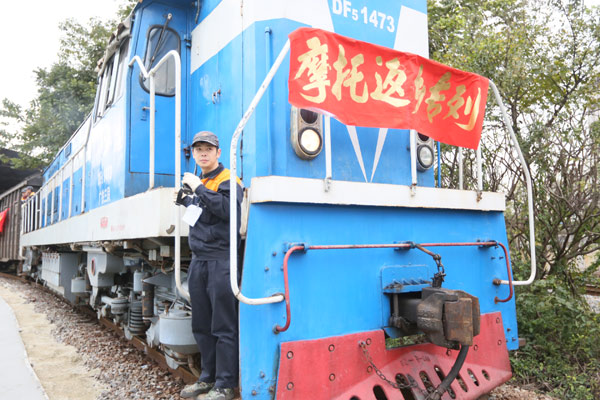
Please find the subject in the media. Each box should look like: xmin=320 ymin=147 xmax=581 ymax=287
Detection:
xmin=299 ymin=128 xmax=322 ymax=155
xmin=417 ymin=145 xmax=434 ymax=170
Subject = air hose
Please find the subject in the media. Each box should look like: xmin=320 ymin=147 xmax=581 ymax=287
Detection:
xmin=426 ymin=344 xmax=470 ymax=400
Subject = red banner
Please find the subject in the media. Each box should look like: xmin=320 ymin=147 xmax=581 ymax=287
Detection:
xmin=0 ymin=208 xmax=8 ymax=234
xmin=288 ymin=28 xmax=489 ymax=150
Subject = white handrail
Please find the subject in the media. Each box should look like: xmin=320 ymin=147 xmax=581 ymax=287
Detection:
xmin=476 ymin=145 xmax=483 ymax=196
xmin=130 ymin=50 xmax=188 ymax=302
xmin=458 ymin=147 xmax=464 ymax=190
xmin=324 ymin=115 xmax=332 ymax=191
xmin=128 ymin=55 xmax=154 ymax=188
xmin=489 ymin=80 xmax=536 ymax=286
xmin=410 ymin=129 xmax=417 ymax=193
xmin=229 ymin=40 xmax=290 ymax=305
xmin=149 ymin=76 xmax=156 ymax=189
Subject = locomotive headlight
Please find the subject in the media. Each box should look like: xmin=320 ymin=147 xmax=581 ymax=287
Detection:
xmin=299 ymin=128 xmax=322 ymax=155
xmin=417 ymin=144 xmax=434 ymax=171
xmin=291 ymin=107 xmax=323 ymax=160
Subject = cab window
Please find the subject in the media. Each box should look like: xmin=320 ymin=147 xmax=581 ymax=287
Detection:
xmin=140 ymin=26 xmax=180 ymax=96
xmin=94 ymin=38 xmax=131 ymax=120
xmin=114 ymin=39 xmax=130 ymax=101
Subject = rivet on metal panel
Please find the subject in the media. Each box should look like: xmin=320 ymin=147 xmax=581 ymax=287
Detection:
xmin=328 ymin=344 xmax=335 ymax=352
xmin=287 ymin=351 xmax=294 ymax=359
xmin=473 ymin=344 xmax=479 ymax=351
xmin=286 ymin=382 xmax=294 ymax=390
xmin=446 ymin=349 xmax=452 ymax=356
xmin=252 ymin=390 xmax=257 ymax=396
xmin=497 ymin=340 xmax=502 ymax=346
xmin=264 ymin=266 xmax=269 ymax=272
xmin=496 ymin=317 xmax=500 ymax=324
xmin=272 ymin=252 xmax=277 ymax=256
xmin=366 ymin=338 xmax=372 ymax=345
xmin=260 ymin=371 xmax=266 ymax=378
xmin=329 ymin=373 xmax=335 ymax=381
xmin=367 ymin=366 xmax=373 ymax=373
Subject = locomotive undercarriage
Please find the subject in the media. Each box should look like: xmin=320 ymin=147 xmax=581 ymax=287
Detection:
xmin=23 ymin=238 xmax=201 ymax=374
xmin=22 ymin=239 xmax=511 ymax=399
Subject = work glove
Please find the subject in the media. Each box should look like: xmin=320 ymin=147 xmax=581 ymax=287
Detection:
xmin=182 ymin=172 xmax=203 ymax=192
xmin=173 ymin=188 xmax=188 ymax=205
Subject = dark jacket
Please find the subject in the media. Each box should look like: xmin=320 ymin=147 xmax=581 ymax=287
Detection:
xmin=181 ymin=163 xmax=243 ymax=260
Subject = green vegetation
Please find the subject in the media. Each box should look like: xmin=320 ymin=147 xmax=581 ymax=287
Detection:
xmin=0 ymin=1 xmax=135 ymax=169
xmin=1 ymin=0 xmax=599 ymax=396
xmin=512 ymin=273 xmax=600 ymax=399
xmin=429 ymin=0 xmax=600 ymax=398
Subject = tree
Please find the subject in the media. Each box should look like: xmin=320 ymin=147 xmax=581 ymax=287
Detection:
xmin=429 ymin=0 xmax=600 ymax=282
xmin=0 ymin=0 xmax=136 ymax=169
xmin=428 ymin=1 xmax=600 ymax=397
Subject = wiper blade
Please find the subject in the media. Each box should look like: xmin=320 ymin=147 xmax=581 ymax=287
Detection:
xmin=150 ymin=13 xmax=172 ymax=67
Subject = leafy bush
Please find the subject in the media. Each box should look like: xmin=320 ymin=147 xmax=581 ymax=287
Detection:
xmin=511 ymin=274 xmax=600 ymax=399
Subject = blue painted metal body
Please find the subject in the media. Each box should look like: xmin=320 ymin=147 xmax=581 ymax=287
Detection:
xmin=38 ymin=0 xmax=518 ymax=398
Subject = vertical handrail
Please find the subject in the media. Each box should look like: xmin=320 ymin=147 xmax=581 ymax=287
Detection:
xmin=324 ymin=115 xmax=332 ymax=189
xmin=81 ymin=114 xmax=96 ymax=216
xmin=265 ymin=27 xmax=273 ymax=175
xmin=149 ymin=76 xmax=156 ymax=189
xmin=229 ymin=40 xmax=290 ymax=305
xmin=59 ymin=165 xmax=64 ymax=221
xmin=37 ymin=192 xmax=41 ymax=230
xmin=32 ymin=196 xmax=35 ymax=231
xmin=20 ymin=203 xmax=24 ymax=236
xmin=489 ymin=80 xmax=536 ymax=286
xmin=436 ymin=142 xmax=441 ymax=187
xmin=50 ymin=176 xmax=55 ymax=225
xmin=24 ymin=200 xmax=28 ymax=233
xmin=476 ymin=146 xmax=483 ymax=195
xmin=458 ymin=147 xmax=464 ymax=190
xmin=44 ymin=185 xmax=48 ymax=227
xmin=130 ymin=50 xmax=188 ymax=302
xmin=410 ymin=129 xmax=417 ymax=193
xmin=68 ymin=154 xmax=74 ymax=217
xmin=128 ymin=56 xmax=153 ymax=190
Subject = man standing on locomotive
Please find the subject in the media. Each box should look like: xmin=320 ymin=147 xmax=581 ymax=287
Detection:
xmin=175 ymin=131 xmax=243 ymax=400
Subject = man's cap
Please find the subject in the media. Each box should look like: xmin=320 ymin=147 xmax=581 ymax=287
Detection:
xmin=21 ymin=186 xmax=33 ymax=193
xmin=192 ymin=131 xmax=219 ymax=148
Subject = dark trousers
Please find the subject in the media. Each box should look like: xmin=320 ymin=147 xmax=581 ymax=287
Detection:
xmin=188 ymin=258 xmax=239 ymax=388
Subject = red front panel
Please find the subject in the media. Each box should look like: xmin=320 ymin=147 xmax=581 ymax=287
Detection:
xmin=276 ymin=312 xmax=511 ymax=399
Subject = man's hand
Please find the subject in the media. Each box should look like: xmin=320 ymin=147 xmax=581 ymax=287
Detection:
xmin=183 ymin=172 xmax=203 ymax=192
xmin=173 ymin=189 xmax=189 ymax=205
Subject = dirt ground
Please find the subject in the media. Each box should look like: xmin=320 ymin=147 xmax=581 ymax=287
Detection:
xmin=0 ymin=282 xmax=106 ymax=400
xmin=0 ymin=276 xmax=556 ymax=400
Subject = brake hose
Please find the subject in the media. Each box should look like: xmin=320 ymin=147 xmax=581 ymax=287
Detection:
xmin=426 ymin=344 xmax=470 ymax=400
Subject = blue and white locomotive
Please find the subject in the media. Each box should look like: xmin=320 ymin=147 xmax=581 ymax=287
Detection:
xmin=20 ymin=1 xmax=536 ymax=399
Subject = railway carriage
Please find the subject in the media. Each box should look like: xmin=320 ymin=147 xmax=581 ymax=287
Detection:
xmin=18 ymin=1 xmax=536 ymax=399
xmin=0 ymin=173 xmax=42 ymax=270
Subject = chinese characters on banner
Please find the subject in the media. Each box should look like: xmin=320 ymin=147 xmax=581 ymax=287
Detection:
xmin=288 ymin=28 xmax=489 ymax=150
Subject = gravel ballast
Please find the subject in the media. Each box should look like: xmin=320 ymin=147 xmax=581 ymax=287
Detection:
xmin=0 ymin=276 xmax=558 ymax=400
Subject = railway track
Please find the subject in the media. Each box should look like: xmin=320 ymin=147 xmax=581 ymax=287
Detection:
xmin=585 ymin=285 xmax=600 ymax=296
xmin=0 ymin=271 xmax=197 ymax=385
